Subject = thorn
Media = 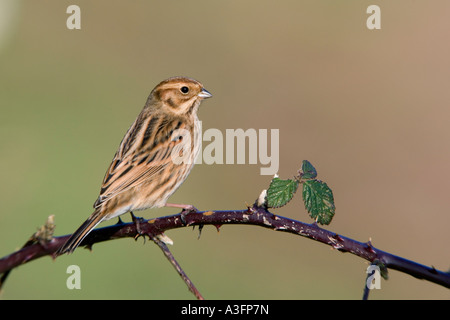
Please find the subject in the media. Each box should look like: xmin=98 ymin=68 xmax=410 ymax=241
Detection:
xmin=213 ymin=224 xmax=222 ymax=233
xmin=247 ymin=203 xmax=257 ymax=214
xmin=116 ymin=216 xmax=124 ymax=225
xmin=365 ymin=238 xmax=376 ymax=254
xmin=197 ymin=224 xmax=204 ymax=240
xmin=430 ymin=266 xmax=438 ymax=274
xmin=333 ymin=233 xmax=344 ymax=242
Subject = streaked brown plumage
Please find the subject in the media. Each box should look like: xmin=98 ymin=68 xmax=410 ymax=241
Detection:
xmin=57 ymin=77 xmax=212 ymax=255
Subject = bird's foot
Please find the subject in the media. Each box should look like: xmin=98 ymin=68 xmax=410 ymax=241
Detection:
xmin=165 ymin=203 xmax=198 ymax=225
xmin=130 ymin=211 xmax=146 ymax=240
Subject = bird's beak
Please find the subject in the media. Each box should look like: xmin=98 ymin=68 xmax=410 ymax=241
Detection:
xmin=198 ymin=88 xmax=212 ymax=99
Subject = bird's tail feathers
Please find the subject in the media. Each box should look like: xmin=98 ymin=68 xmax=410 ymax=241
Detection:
xmin=56 ymin=209 xmax=105 ymax=255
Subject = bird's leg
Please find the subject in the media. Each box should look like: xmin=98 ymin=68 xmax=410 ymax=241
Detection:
xmin=165 ymin=203 xmax=198 ymax=212
xmin=130 ymin=211 xmax=146 ymax=240
xmin=165 ymin=203 xmax=198 ymax=225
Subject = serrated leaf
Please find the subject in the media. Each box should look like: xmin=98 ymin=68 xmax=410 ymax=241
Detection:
xmin=302 ymin=180 xmax=335 ymax=225
xmin=301 ymin=160 xmax=317 ymax=180
xmin=267 ymin=177 xmax=299 ymax=208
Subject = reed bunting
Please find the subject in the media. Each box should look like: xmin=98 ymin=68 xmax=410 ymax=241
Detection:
xmin=57 ymin=77 xmax=212 ymax=255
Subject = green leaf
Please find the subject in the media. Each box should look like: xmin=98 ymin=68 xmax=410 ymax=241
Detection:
xmin=267 ymin=177 xmax=299 ymax=208
xmin=300 ymin=160 xmax=317 ymax=180
xmin=302 ymin=180 xmax=335 ymax=225
xmin=373 ymin=260 xmax=389 ymax=280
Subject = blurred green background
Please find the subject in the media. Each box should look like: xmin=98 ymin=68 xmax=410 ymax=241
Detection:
xmin=1 ymin=0 xmax=449 ymax=300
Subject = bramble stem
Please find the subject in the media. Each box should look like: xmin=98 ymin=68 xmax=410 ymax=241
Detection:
xmin=1 ymin=205 xmax=449 ymax=298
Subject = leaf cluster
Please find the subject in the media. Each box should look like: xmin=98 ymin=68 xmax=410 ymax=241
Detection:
xmin=266 ymin=160 xmax=335 ymax=225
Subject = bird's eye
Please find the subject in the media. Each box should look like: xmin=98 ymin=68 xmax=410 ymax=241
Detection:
xmin=180 ymin=86 xmax=189 ymax=94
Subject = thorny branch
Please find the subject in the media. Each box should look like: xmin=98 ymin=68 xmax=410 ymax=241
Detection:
xmin=150 ymin=234 xmax=204 ymax=300
xmin=0 ymin=203 xmax=449 ymax=299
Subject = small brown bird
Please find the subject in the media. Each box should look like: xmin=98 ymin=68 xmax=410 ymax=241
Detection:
xmin=57 ymin=77 xmax=212 ymax=255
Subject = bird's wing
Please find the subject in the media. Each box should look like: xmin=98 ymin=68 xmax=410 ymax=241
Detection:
xmin=94 ymin=112 xmax=190 ymax=208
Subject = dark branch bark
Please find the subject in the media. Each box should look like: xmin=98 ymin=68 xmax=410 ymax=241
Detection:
xmin=1 ymin=204 xmax=449 ymax=295
xmin=150 ymin=234 xmax=204 ymax=300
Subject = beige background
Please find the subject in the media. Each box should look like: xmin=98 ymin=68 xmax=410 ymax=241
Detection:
xmin=0 ymin=0 xmax=449 ymax=299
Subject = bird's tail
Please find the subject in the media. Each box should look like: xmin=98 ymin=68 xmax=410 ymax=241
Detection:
xmin=56 ymin=208 xmax=105 ymax=255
